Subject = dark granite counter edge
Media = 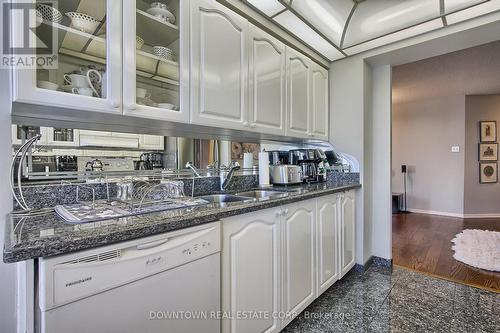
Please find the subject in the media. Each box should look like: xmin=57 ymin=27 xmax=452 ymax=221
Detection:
xmin=4 ymin=184 xmax=360 ymax=263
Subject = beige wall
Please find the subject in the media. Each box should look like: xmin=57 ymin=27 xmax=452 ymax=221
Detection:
xmin=392 ymin=96 xmax=466 ymax=215
xmin=391 ymin=41 xmax=500 ymax=216
xmin=464 ymin=95 xmax=500 ymax=215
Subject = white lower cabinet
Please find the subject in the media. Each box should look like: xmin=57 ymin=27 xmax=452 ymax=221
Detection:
xmin=340 ymin=190 xmax=356 ymax=277
xmin=316 ymin=194 xmax=340 ymax=295
xmin=221 ymin=207 xmax=282 ymax=333
xmin=221 ymin=191 xmax=356 ymax=332
xmin=281 ymin=199 xmax=316 ymax=328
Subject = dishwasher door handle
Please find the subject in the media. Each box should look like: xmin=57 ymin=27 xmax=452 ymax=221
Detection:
xmin=135 ymin=238 xmax=170 ymax=250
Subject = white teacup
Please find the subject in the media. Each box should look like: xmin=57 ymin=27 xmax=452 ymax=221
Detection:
xmin=136 ymin=88 xmax=151 ymax=99
xmin=72 ymin=87 xmax=94 ymax=96
xmin=37 ymin=80 xmax=59 ymax=91
xmin=64 ymin=74 xmax=90 ymax=88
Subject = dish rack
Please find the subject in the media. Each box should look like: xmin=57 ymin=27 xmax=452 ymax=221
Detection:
xmin=55 ymin=179 xmax=208 ymax=224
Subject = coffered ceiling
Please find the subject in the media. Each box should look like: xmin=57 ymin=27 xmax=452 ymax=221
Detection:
xmin=244 ymin=0 xmax=500 ymax=61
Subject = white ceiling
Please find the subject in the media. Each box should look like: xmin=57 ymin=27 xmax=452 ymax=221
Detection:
xmin=245 ymin=0 xmax=500 ymax=61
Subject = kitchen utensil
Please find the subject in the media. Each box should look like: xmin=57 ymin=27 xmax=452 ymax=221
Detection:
xmin=146 ymin=6 xmax=175 ymax=24
xmin=71 ymin=87 xmax=94 ymax=96
xmin=270 ymin=165 xmax=302 ymax=185
xmin=65 ymin=12 xmax=101 ymax=34
xmin=136 ymin=36 xmax=144 ymax=50
xmin=136 ymin=88 xmax=151 ymax=99
xmin=153 ymin=46 xmax=174 ymax=60
xmin=36 ymin=3 xmax=63 ymax=23
xmin=37 ymin=80 xmax=59 ymax=91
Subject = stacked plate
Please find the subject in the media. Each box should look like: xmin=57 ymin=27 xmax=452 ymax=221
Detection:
xmin=153 ymin=46 xmax=174 ymax=61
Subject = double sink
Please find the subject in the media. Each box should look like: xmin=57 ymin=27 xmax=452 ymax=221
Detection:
xmin=200 ymin=189 xmax=294 ymax=206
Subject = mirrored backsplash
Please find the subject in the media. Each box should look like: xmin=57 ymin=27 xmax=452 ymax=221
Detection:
xmin=12 ymin=124 xmax=351 ymax=183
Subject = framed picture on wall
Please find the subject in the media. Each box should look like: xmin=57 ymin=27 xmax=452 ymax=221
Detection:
xmin=479 ymin=162 xmax=498 ymax=183
xmin=479 ymin=121 xmax=497 ymax=142
xmin=478 ymin=143 xmax=498 ymax=161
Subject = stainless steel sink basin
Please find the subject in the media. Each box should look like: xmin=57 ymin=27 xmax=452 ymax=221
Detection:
xmin=199 ymin=194 xmax=256 ymax=205
xmin=235 ymin=190 xmax=289 ymax=201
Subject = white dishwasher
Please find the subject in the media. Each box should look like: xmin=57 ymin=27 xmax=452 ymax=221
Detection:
xmin=37 ymin=222 xmax=221 ymax=333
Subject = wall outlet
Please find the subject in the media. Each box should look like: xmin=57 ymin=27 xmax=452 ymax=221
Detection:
xmin=451 ymin=146 xmax=460 ymax=153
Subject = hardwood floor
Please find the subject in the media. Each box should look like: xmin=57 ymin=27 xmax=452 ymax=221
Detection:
xmin=392 ymin=212 xmax=500 ymax=292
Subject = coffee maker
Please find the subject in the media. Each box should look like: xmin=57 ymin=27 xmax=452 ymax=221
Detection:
xmin=288 ymin=149 xmax=327 ymax=183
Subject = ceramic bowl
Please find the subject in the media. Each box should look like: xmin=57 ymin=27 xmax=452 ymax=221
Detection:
xmin=37 ymin=80 xmax=59 ymax=91
xmin=153 ymin=46 xmax=174 ymax=61
xmin=66 ymin=12 xmax=101 ymax=34
xmin=36 ymin=4 xmax=63 ymax=23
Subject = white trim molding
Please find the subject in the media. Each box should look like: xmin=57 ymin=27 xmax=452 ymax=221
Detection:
xmin=407 ymin=209 xmax=500 ymax=219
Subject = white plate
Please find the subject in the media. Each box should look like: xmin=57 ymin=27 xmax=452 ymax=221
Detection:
xmin=146 ymin=7 xmax=175 ymax=24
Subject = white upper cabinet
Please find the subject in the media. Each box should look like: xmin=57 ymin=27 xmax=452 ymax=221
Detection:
xmin=248 ymin=25 xmax=286 ymax=136
xmin=221 ymin=208 xmax=281 ymax=333
xmin=190 ymin=0 xmax=249 ymax=130
xmin=122 ymin=0 xmax=189 ymax=122
xmin=310 ymin=64 xmax=329 ymax=141
xmin=340 ymin=190 xmax=356 ymax=277
xmin=12 ymin=0 xmax=122 ymax=115
xmin=282 ymin=199 xmax=316 ymax=327
xmin=285 ymin=48 xmax=311 ymax=139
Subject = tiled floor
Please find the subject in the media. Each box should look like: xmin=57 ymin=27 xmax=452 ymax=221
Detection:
xmin=282 ymin=266 xmax=500 ymax=333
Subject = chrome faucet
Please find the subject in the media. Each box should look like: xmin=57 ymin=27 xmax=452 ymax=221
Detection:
xmin=185 ymin=161 xmax=201 ymax=177
xmin=220 ymin=161 xmax=240 ymax=191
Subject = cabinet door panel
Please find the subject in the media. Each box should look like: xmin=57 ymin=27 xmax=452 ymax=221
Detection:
xmin=12 ymin=0 xmax=122 ymax=115
xmin=316 ymin=195 xmax=340 ymax=295
xmin=248 ymin=27 xmax=285 ymax=135
xmin=286 ymin=49 xmax=310 ymax=138
xmin=191 ymin=0 xmax=248 ymax=130
xmin=311 ymin=66 xmax=329 ymax=140
xmin=282 ymin=200 xmax=315 ymax=325
xmin=341 ymin=191 xmax=356 ymax=276
xmin=222 ymin=209 xmax=281 ymax=333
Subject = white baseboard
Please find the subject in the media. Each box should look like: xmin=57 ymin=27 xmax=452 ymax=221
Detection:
xmin=407 ymin=209 xmax=463 ymax=218
xmin=462 ymin=213 xmax=500 ymax=218
xmin=406 ymin=209 xmax=500 ymax=219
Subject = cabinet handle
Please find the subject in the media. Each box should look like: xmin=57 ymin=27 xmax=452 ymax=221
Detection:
xmin=250 ymin=123 xmax=256 ymax=128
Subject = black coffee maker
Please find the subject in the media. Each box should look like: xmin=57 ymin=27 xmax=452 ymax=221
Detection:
xmin=288 ymin=149 xmax=317 ymax=183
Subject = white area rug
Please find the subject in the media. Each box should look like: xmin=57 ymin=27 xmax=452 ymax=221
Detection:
xmin=451 ymin=229 xmax=500 ymax=271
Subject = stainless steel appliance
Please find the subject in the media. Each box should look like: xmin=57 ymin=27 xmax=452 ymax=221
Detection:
xmin=270 ymin=165 xmax=302 ymax=185
xmin=85 ymin=158 xmax=104 ymax=172
xmin=268 ymin=150 xmax=289 ymax=165
xmin=78 ymin=157 xmax=135 ymax=172
xmin=288 ymin=149 xmax=326 ymax=183
xmin=136 ymin=152 xmax=164 ymax=170
xmin=56 ymin=156 xmax=78 ymax=172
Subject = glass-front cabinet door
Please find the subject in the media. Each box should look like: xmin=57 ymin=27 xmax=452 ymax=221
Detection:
xmin=122 ymin=0 xmax=189 ymax=122
xmin=12 ymin=0 xmax=122 ymax=114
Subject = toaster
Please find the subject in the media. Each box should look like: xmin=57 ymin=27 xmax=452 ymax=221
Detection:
xmin=270 ymin=165 xmax=302 ymax=185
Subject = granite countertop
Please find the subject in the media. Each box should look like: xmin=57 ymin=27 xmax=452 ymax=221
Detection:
xmin=3 ymin=183 xmax=360 ymax=263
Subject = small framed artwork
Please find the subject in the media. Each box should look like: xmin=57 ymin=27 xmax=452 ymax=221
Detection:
xmin=479 ymin=121 xmax=497 ymax=142
xmin=479 ymin=162 xmax=498 ymax=184
xmin=478 ymin=143 xmax=498 ymax=161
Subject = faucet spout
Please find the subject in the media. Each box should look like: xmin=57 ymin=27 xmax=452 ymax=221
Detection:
xmin=220 ymin=161 xmax=240 ymax=191
xmin=185 ymin=161 xmax=201 ymax=177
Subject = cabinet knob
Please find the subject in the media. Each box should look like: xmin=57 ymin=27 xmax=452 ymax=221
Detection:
xmin=275 ymin=211 xmax=281 ymax=217
xmin=284 ymin=208 xmax=289 ymax=215
xmin=243 ymin=121 xmax=249 ymax=127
